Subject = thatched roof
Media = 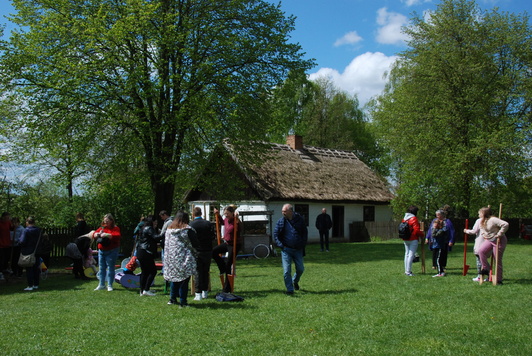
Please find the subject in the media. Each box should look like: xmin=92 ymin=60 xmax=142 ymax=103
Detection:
xmin=224 ymin=140 xmax=394 ymax=204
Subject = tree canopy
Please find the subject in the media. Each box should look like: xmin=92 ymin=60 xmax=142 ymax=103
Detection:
xmin=0 ymin=0 xmax=313 ymax=219
xmin=268 ymin=74 xmax=388 ymax=176
xmin=370 ymin=0 xmax=532 ymax=218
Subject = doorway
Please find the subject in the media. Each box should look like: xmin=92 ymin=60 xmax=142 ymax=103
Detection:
xmin=332 ymin=205 xmax=345 ymax=238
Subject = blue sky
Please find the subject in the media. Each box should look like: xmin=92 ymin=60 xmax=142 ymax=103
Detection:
xmin=270 ymin=0 xmax=532 ymax=104
xmin=1 ymin=0 xmax=531 ymax=105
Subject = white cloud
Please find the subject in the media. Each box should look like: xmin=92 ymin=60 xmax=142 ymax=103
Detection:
xmin=334 ymin=31 xmax=363 ymax=47
xmin=308 ymin=52 xmax=398 ymax=106
xmin=375 ymin=7 xmax=410 ymax=45
xmin=402 ymin=0 xmax=432 ymax=6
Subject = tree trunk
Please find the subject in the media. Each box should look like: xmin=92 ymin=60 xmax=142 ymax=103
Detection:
xmin=154 ymin=179 xmax=176 ymax=219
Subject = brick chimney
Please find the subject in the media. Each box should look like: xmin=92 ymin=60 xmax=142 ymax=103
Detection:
xmin=286 ymin=135 xmax=303 ymax=150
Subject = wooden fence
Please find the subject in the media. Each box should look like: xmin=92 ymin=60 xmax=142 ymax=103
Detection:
xmin=42 ymin=225 xmax=136 ymax=259
xmin=364 ymin=218 xmax=529 ymax=241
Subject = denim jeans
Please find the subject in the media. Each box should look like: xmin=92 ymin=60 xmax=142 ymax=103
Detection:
xmin=281 ymin=247 xmax=304 ymax=292
xmin=403 ymin=240 xmax=418 ymax=274
xmin=26 ymin=258 xmax=41 ymax=287
xmin=170 ymin=277 xmax=190 ymax=306
xmin=98 ymin=248 xmax=119 ymax=287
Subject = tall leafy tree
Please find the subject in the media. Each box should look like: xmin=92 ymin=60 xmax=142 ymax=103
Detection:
xmin=269 ymin=75 xmax=387 ymax=175
xmin=370 ymin=0 xmax=532 ymax=217
xmin=0 ymin=0 xmax=313 ymax=215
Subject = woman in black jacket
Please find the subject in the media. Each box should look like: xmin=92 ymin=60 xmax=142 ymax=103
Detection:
xmin=136 ymin=215 xmax=163 ymax=296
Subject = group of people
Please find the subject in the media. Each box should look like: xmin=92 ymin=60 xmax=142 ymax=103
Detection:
xmin=124 ymin=204 xmax=310 ymax=307
xmin=401 ymin=205 xmax=508 ymax=284
xmin=0 ymin=212 xmax=52 ymax=289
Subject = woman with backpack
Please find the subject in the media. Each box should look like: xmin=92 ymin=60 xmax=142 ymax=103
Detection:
xmin=401 ymin=206 xmax=424 ymax=276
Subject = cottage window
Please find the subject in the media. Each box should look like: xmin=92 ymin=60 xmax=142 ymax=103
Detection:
xmin=363 ymin=206 xmax=375 ymax=222
xmin=294 ymin=204 xmax=309 ymax=226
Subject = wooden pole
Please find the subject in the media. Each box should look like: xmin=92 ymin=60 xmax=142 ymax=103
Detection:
xmin=463 ymin=219 xmax=470 ymax=276
xmin=420 ymin=222 xmax=426 ymax=274
xmin=493 ymin=203 xmax=502 ymax=286
xmin=227 ymin=215 xmax=239 ymax=292
xmin=215 ymin=211 xmax=224 ymax=288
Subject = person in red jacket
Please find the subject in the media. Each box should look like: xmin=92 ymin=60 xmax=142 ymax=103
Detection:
xmin=0 ymin=212 xmax=12 ymax=280
xmin=402 ymin=206 xmax=424 ymax=276
xmin=90 ymin=213 xmax=121 ymax=291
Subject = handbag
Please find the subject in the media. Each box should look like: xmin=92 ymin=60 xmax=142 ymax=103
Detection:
xmin=18 ymin=231 xmax=42 ymax=268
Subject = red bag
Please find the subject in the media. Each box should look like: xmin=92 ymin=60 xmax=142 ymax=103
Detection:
xmin=125 ymin=256 xmax=139 ymax=272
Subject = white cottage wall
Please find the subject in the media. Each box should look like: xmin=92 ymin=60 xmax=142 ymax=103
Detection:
xmin=188 ymin=200 xmax=393 ymax=245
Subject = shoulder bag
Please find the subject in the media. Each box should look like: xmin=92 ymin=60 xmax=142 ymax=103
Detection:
xmin=18 ymin=232 xmax=42 ymax=268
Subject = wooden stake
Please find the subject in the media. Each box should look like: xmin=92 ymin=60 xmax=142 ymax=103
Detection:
xmin=227 ymin=214 xmax=239 ymax=293
xmin=463 ymin=219 xmax=470 ymax=276
xmin=420 ymin=221 xmax=426 ymax=274
xmin=493 ymin=203 xmax=502 ymax=286
xmin=215 ymin=210 xmax=224 ymax=288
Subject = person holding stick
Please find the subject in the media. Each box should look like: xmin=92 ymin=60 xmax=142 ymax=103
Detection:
xmin=476 ymin=207 xmax=508 ymax=285
xmin=273 ymin=204 xmax=308 ymax=295
xmin=464 ymin=218 xmax=485 ymax=282
xmin=211 ymin=205 xmax=241 ymax=293
xmin=401 ymin=206 xmax=424 ymax=277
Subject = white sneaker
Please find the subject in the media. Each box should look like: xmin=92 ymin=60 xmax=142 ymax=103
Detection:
xmin=432 ymin=273 xmax=445 ymax=277
xmin=32 ymin=285 xmax=39 ymax=289
xmin=24 ymin=286 xmax=34 ymax=291
xmin=94 ymin=285 xmax=106 ymax=291
xmin=405 ymin=272 xmax=414 ymax=276
xmin=472 ymin=276 xmax=487 ymax=282
xmin=107 ymin=286 xmax=113 ymax=292
xmin=194 ymin=293 xmax=202 ymax=301
xmin=201 ymin=291 xmax=208 ymax=299
xmin=142 ymin=290 xmax=156 ymax=296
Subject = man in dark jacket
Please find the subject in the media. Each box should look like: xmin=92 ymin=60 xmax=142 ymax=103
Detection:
xmin=274 ymin=204 xmax=308 ymax=295
xmin=315 ymin=208 xmax=333 ymax=252
xmin=189 ymin=207 xmax=215 ymax=300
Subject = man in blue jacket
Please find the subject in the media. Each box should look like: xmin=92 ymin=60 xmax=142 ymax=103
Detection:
xmin=274 ymin=204 xmax=308 ymax=295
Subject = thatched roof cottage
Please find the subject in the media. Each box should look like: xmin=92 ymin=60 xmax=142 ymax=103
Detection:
xmin=185 ymin=135 xmax=394 ymax=247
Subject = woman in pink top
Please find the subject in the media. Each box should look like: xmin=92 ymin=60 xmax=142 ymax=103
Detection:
xmin=476 ymin=207 xmax=508 ymax=285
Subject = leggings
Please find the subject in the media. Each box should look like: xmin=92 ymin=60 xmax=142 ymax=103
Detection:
xmin=479 ymin=236 xmax=507 ymax=283
xmin=137 ymin=249 xmax=157 ymax=292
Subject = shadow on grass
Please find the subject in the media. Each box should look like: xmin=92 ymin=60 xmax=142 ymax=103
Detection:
xmin=185 ymin=301 xmax=253 ymax=310
xmin=234 ymin=288 xmax=358 ymax=299
xmin=304 ymin=242 xmax=403 ymax=264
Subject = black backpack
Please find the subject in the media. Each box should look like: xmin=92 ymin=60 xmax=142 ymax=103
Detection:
xmin=398 ymin=221 xmax=411 ymax=240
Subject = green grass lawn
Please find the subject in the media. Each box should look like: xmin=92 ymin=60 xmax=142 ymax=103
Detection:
xmin=1 ymin=239 xmax=531 ymax=355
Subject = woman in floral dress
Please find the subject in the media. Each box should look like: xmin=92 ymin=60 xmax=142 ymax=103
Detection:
xmin=163 ymin=211 xmax=199 ymax=307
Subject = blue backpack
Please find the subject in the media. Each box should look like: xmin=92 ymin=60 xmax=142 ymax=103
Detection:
xmin=215 ymin=292 xmax=244 ymax=302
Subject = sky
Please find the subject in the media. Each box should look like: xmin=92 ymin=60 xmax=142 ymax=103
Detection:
xmin=269 ymin=0 xmax=532 ymax=105
xmin=1 ymin=0 xmax=531 ymax=107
